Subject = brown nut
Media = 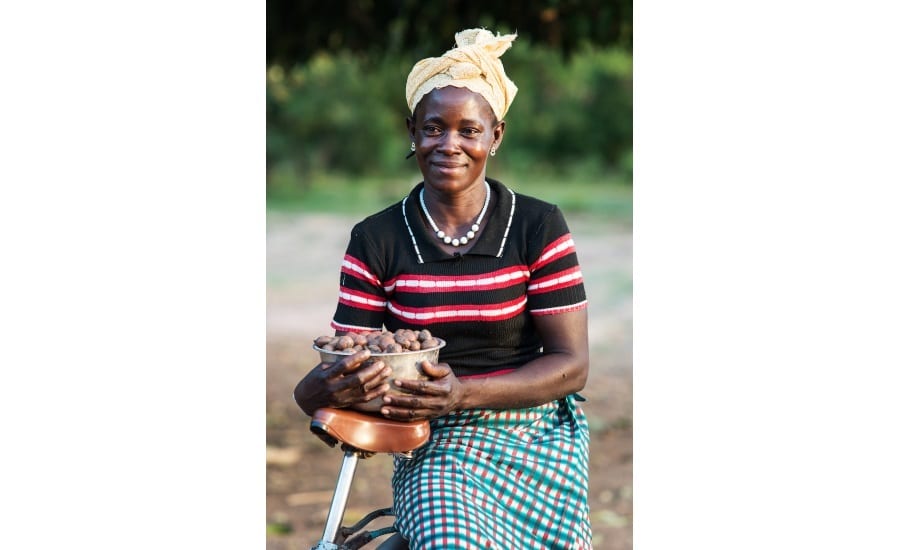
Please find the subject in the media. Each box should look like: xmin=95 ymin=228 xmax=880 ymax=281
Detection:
xmin=384 ymin=343 xmax=404 ymax=353
xmin=393 ymin=335 xmax=411 ymax=348
xmin=420 ymin=338 xmax=440 ymax=350
xmin=378 ymin=335 xmax=396 ymax=348
xmin=335 ymin=335 xmax=355 ymax=350
xmin=314 ymin=335 xmax=333 ymax=347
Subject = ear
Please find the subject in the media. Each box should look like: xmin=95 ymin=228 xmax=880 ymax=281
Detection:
xmin=491 ymin=120 xmax=506 ymax=151
xmin=406 ymin=116 xmax=416 ymax=141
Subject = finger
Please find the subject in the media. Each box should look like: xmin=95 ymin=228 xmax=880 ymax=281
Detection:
xmin=360 ymin=382 xmax=391 ymax=402
xmin=320 ymin=349 xmax=372 ymax=371
xmin=334 ymin=349 xmax=373 ymax=374
xmin=419 ymin=360 xmax=452 ymax=379
xmin=356 ymin=363 xmax=388 ymax=390
xmin=338 ymin=361 xmax=390 ymax=394
xmin=337 ymin=361 xmax=391 ymax=396
xmin=355 ymin=360 xmax=391 ymax=383
xmin=332 ymin=378 xmax=391 ymax=408
xmin=394 ymin=378 xmax=450 ymax=396
xmin=382 ymin=394 xmax=433 ymax=411
xmin=380 ymin=405 xmax=421 ymax=422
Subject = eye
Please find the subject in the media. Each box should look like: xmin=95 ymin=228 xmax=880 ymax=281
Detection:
xmin=422 ymin=125 xmax=442 ymax=137
xmin=461 ymin=127 xmax=481 ymax=137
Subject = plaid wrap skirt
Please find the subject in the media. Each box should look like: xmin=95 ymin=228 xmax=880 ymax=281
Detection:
xmin=392 ymin=395 xmax=591 ymax=549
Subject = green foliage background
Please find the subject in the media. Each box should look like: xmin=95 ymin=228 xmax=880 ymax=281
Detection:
xmin=267 ymin=4 xmax=632 ymax=216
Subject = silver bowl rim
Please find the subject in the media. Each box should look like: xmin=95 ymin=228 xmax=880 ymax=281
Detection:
xmin=312 ymin=337 xmax=446 ymax=357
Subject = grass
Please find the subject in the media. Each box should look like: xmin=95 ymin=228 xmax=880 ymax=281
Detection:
xmin=267 ymin=170 xmax=632 ymax=225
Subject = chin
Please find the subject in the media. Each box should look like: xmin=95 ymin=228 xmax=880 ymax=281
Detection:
xmin=427 ymin=171 xmax=478 ymax=187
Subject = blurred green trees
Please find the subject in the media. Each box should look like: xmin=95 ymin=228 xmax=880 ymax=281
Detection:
xmin=267 ymin=0 xmax=631 ymax=65
xmin=267 ymin=3 xmax=632 ymax=199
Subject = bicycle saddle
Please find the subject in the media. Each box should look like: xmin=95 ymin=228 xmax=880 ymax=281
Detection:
xmin=310 ymin=408 xmax=430 ymax=453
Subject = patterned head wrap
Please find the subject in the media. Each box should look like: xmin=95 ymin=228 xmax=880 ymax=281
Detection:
xmin=406 ymin=28 xmax=518 ymax=120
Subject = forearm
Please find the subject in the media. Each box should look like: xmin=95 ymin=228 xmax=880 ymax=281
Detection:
xmin=293 ymin=375 xmax=326 ymax=417
xmin=457 ymin=351 xmax=588 ymax=410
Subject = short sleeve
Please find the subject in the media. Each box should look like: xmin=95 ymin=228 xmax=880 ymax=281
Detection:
xmin=330 ymin=226 xmax=388 ymax=332
xmin=526 ymin=207 xmax=588 ymax=316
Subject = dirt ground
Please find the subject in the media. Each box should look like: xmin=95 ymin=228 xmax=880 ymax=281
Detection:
xmin=266 ymin=210 xmax=632 ymax=549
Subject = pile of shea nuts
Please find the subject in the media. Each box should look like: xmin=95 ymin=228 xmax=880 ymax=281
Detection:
xmin=314 ymin=328 xmax=441 ymax=354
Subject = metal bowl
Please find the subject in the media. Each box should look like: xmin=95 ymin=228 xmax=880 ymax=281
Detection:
xmin=313 ymin=338 xmax=446 ymax=412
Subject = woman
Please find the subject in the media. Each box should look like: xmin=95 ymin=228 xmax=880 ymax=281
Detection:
xmin=294 ymin=28 xmax=592 ymax=549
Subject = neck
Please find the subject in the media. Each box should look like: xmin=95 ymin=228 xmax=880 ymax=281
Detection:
xmin=419 ymin=180 xmax=491 ymax=248
xmin=421 ymin=181 xmax=488 ymax=227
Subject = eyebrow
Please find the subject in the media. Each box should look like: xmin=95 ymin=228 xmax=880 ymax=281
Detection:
xmin=421 ymin=116 xmax=485 ymax=128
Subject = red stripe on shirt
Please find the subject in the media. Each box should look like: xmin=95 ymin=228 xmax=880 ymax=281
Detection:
xmin=331 ymin=319 xmax=382 ymax=333
xmin=527 ymin=266 xmax=584 ymax=295
xmin=530 ymin=300 xmax=588 ymax=316
xmin=385 ymin=265 xmax=530 ymax=294
xmin=341 ymin=254 xmax=381 ymax=286
xmin=388 ymin=296 xmax=527 ymax=324
xmin=338 ymin=288 xmax=387 ymax=311
xmin=529 ymin=234 xmax=576 ymax=272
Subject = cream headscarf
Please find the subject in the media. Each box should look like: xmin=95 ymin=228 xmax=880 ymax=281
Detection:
xmin=405 ymin=28 xmax=518 ymax=121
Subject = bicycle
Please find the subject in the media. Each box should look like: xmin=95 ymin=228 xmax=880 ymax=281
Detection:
xmin=307 ymin=407 xmax=430 ymax=550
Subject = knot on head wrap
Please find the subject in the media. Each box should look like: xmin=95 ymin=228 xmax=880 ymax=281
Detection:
xmin=406 ymin=28 xmax=518 ymax=120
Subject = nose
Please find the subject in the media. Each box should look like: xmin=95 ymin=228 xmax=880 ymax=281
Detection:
xmin=435 ymin=130 xmax=462 ymax=154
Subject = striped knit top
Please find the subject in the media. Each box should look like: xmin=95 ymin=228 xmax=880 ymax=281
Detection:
xmin=331 ymin=178 xmax=588 ymax=377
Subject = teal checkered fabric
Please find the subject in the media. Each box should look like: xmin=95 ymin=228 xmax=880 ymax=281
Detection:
xmin=392 ymin=395 xmax=591 ymax=549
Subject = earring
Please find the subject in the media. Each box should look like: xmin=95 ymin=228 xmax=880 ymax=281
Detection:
xmin=410 ymin=142 xmax=416 ymax=152
xmin=490 ymin=146 xmax=497 ymax=157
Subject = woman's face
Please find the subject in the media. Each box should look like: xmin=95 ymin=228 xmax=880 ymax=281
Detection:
xmin=407 ymin=86 xmax=505 ymax=193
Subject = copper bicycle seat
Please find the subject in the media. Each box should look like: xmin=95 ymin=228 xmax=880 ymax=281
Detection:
xmin=310 ymin=407 xmax=431 ymax=453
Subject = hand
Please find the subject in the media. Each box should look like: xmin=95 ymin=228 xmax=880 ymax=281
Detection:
xmin=380 ymin=360 xmax=461 ymax=421
xmin=293 ymin=349 xmax=392 ymax=416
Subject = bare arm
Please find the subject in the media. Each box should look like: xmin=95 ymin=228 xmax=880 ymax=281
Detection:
xmin=381 ymin=308 xmax=589 ymax=420
xmin=459 ymin=308 xmax=589 ymax=408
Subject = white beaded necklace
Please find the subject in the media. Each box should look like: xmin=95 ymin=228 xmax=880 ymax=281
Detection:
xmin=419 ymin=180 xmax=490 ymax=247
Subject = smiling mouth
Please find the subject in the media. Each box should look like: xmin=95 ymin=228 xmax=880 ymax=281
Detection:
xmin=432 ymin=162 xmax=466 ymax=168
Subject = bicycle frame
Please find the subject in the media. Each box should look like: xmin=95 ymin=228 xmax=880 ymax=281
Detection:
xmin=307 ymin=408 xmax=430 ymax=550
